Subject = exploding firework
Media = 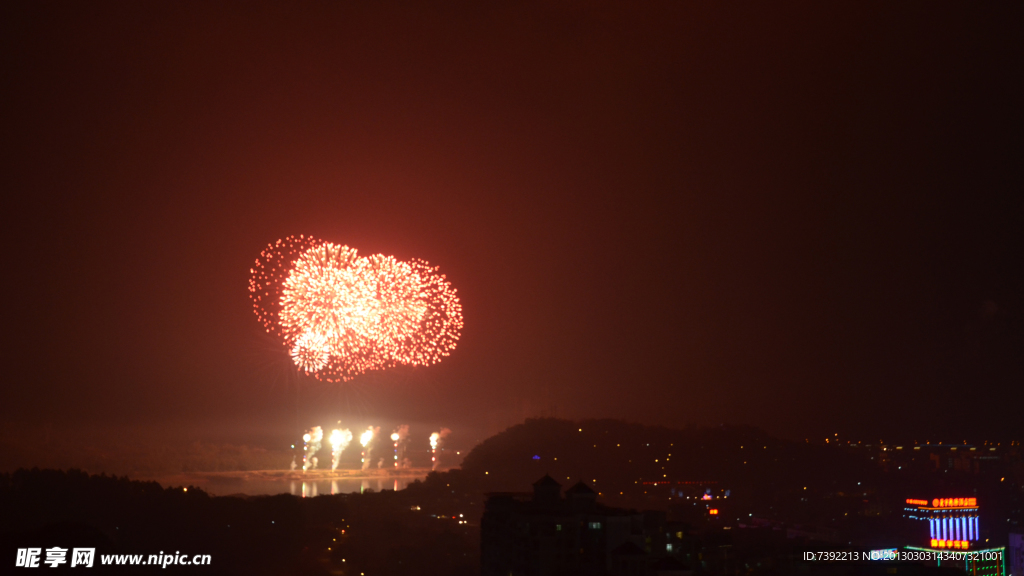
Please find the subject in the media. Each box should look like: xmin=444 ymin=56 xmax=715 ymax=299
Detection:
xmin=429 ymin=428 xmax=450 ymax=471
xmin=291 ymin=331 xmax=331 ymax=374
xmin=249 ymin=235 xmax=322 ymax=338
xmin=359 ymin=426 xmax=378 ymax=471
xmin=329 ymin=428 xmax=352 ymax=470
xmin=302 ymin=426 xmax=323 ymax=472
xmin=391 ymin=425 xmax=410 ymax=468
xmin=360 ymin=427 xmax=375 ymax=448
xmin=249 ymin=237 xmax=463 ymax=381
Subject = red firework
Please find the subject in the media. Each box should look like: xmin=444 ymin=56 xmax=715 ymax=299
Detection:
xmin=249 ymin=237 xmax=463 ymax=381
xmin=248 ymin=234 xmax=321 ymax=338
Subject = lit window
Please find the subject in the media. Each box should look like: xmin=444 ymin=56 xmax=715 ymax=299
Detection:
xmin=588 ymin=522 xmax=602 ymax=530
xmin=666 ymin=544 xmax=674 ymax=552
xmin=556 ymin=524 xmax=562 ymax=531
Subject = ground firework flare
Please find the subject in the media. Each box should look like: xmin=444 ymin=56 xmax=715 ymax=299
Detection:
xmin=248 ymin=237 xmax=463 ymax=381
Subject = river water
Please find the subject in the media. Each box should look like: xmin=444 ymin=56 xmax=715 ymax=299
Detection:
xmin=143 ymin=471 xmax=428 ymax=496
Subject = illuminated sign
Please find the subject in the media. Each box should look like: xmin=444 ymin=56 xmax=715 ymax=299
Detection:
xmin=906 ymin=499 xmax=929 ymax=506
xmin=930 ymin=539 xmax=970 ymax=550
xmin=868 ymin=549 xmax=898 ymax=561
xmin=931 ymin=498 xmax=977 ymax=508
xmin=708 ymin=509 xmax=719 ymax=515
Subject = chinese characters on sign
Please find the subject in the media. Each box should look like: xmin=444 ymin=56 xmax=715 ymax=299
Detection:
xmin=931 ymin=539 xmax=970 ymax=550
xmin=15 ymin=548 xmax=94 ymax=568
xmin=932 ymin=498 xmax=976 ymax=508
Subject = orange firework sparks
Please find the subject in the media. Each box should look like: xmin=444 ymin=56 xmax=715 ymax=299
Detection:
xmin=248 ymin=235 xmax=321 ymax=338
xmin=249 ymin=237 xmax=463 ymax=381
xmin=290 ymin=331 xmax=330 ymax=374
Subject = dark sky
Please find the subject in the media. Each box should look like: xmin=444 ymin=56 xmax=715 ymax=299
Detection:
xmin=2 ymin=2 xmax=1021 ymax=447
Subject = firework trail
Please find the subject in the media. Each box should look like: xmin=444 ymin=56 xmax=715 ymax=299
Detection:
xmin=359 ymin=426 xmax=378 ymax=471
xmin=248 ymin=237 xmax=463 ymax=381
xmin=390 ymin=431 xmax=400 ymax=468
xmin=391 ymin=424 xmax=410 ymax=468
xmin=329 ymin=428 xmax=353 ymax=470
xmin=430 ymin=428 xmax=451 ymax=471
xmin=302 ymin=426 xmax=323 ymax=471
xmin=301 ymin=432 xmax=310 ymax=471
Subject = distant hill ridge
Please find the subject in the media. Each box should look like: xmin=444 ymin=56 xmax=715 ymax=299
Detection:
xmin=458 ymin=417 xmax=878 ymax=505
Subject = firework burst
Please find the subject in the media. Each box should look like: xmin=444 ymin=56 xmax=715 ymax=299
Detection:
xmin=248 ymin=237 xmax=463 ymax=381
xmin=290 ymin=331 xmax=330 ymax=374
xmin=249 ymin=235 xmax=321 ymax=338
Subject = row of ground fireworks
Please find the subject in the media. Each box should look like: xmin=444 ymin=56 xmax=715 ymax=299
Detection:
xmin=295 ymin=425 xmax=451 ymax=472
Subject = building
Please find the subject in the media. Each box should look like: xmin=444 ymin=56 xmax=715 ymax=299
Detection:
xmin=856 ymin=442 xmax=1021 ymax=478
xmin=1009 ymin=533 xmax=1022 ymax=576
xmin=897 ymin=495 xmax=1012 ymax=575
xmin=481 ymin=475 xmax=683 ymax=576
xmin=904 ymin=497 xmax=982 ymax=549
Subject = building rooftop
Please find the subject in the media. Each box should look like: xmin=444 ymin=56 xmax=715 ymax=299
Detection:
xmin=532 ymin=474 xmax=562 ymax=488
xmin=566 ymin=480 xmax=596 ymax=495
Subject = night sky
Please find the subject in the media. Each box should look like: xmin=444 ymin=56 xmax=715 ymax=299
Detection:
xmin=2 ymin=2 xmax=1021 ymax=450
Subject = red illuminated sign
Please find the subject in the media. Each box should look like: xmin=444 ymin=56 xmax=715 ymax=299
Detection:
xmin=906 ymin=499 xmax=928 ymax=506
xmin=931 ymin=498 xmax=976 ymax=508
xmin=930 ymin=539 xmax=969 ymax=550
xmin=708 ymin=509 xmax=719 ymax=515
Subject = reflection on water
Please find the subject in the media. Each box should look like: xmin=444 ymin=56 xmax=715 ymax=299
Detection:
xmin=150 ymin=473 xmax=423 ymax=497
xmin=288 ymin=477 xmax=407 ymax=497
xmin=291 ymin=476 xmax=413 ymax=496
